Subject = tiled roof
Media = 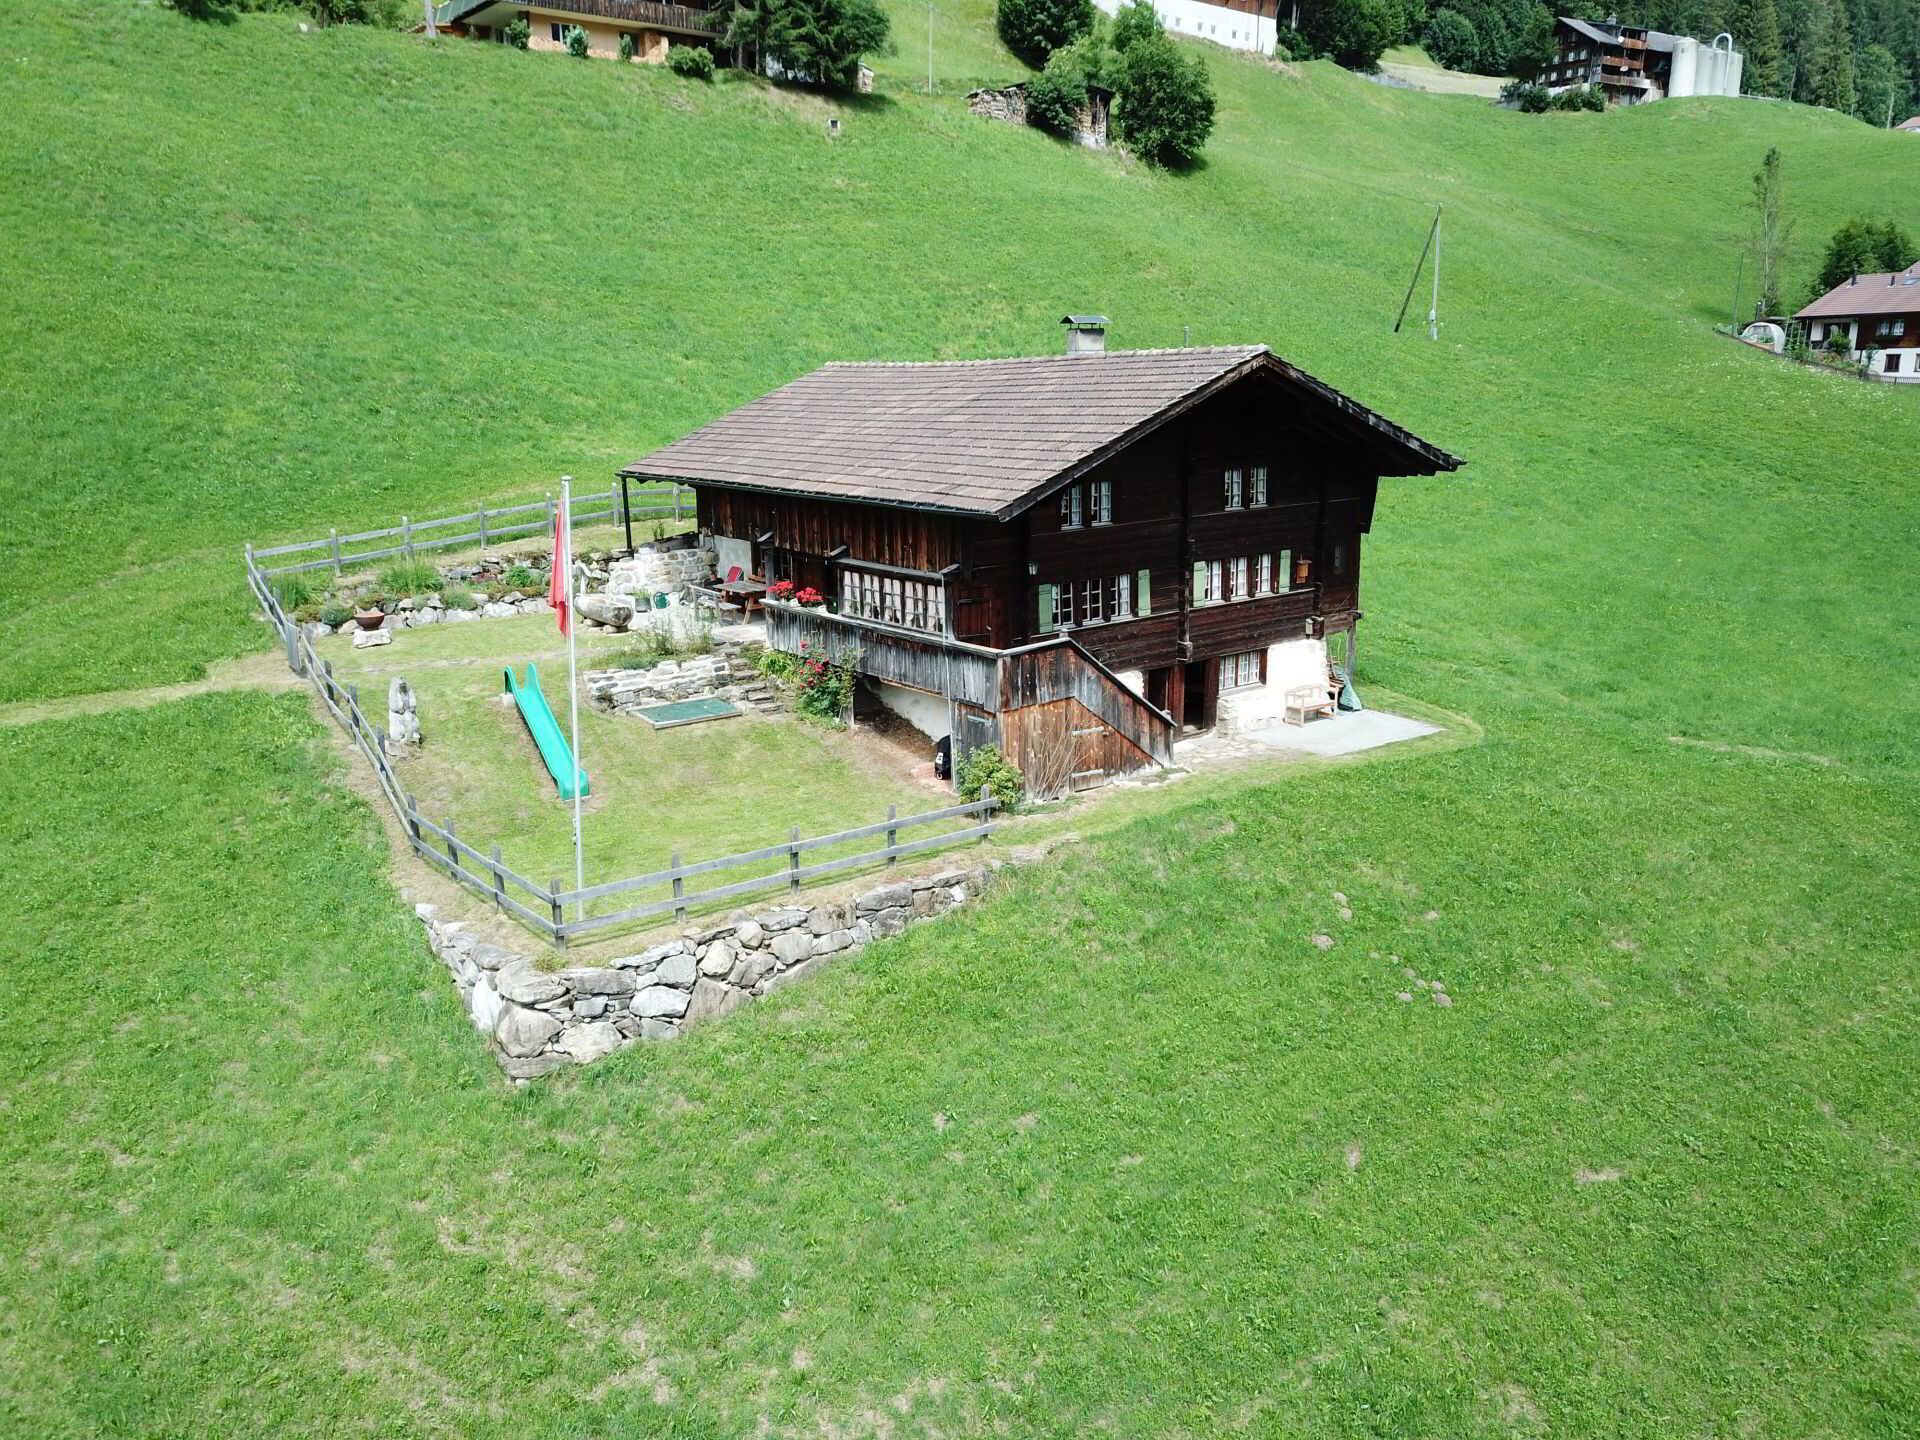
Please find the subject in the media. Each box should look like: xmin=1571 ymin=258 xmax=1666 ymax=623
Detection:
xmin=620 ymin=347 xmax=1460 ymax=518
xmin=1794 ymin=265 xmax=1920 ymax=318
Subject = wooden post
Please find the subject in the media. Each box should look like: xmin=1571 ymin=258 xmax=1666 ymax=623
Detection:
xmin=788 ymin=825 xmax=802 ymax=894
xmin=673 ymin=485 xmax=684 ymax=523
xmin=980 ymin=784 xmax=994 ymax=840
xmin=620 ymin=475 xmax=634 ymax=555
xmin=329 ymin=528 xmax=343 ymax=577
xmin=406 ymin=792 xmax=424 ymax=847
xmin=671 ymin=848 xmax=686 ymax=923
xmin=886 ymin=804 xmax=898 ymax=866
xmin=479 ymin=505 xmax=489 ymax=547
xmin=550 ymin=879 xmax=566 ymax=949
xmin=444 ymin=816 xmax=459 ymax=874
xmin=402 ymin=515 xmax=414 ymax=561
xmin=285 ymin=614 xmax=302 ymax=676
xmin=489 ymin=845 xmax=506 ymax=911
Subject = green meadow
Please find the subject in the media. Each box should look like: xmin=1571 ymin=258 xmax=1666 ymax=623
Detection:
xmin=2 ymin=0 xmax=1918 ymax=1435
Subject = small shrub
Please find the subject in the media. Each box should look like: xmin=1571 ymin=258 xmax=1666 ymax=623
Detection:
xmin=755 ymin=648 xmax=804 ymax=683
xmin=1549 ymin=84 xmax=1606 ymax=112
xmin=1297 ymin=0 xmax=1395 ymax=71
xmin=618 ymin=31 xmax=635 ymax=61
xmin=502 ymin=564 xmax=540 ymax=589
xmin=503 ymin=15 xmax=529 ymax=47
xmin=443 ymin=588 xmax=481 ymax=611
xmin=565 ymin=24 xmax=589 ymax=57
xmin=1108 ymin=0 xmax=1161 ymax=53
xmin=667 ymin=44 xmax=715 ymax=79
xmin=318 ymin=601 xmax=353 ymax=628
xmin=1025 ymin=58 xmax=1090 ymax=137
xmin=794 ymin=649 xmax=858 ymax=724
xmin=269 ymin=571 xmax=320 ymax=611
xmin=956 ymin=743 xmax=1024 ymax=811
xmin=1114 ymin=33 xmax=1215 ymax=168
xmin=1500 ymin=79 xmax=1551 ymax=112
xmin=380 ymin=560 xmax=443 ymax=594
xmin=1824 ymin=330 xmax=1852 ymax=355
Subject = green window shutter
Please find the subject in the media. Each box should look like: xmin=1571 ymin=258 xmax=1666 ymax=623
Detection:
xmin=1277 ymin=548 xmax=1292 ymax=591
xmin=1136 ymin=569 xmax=1151 ymax=617
xmin=1192 ymin=561 xmax=1207 ymax=604
xmin=1036 ymin=583 xmax=1057 ymax=634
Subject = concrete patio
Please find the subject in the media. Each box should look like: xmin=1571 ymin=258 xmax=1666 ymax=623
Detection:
xmin=1173 ymin=707 xmax=1441 ymax=767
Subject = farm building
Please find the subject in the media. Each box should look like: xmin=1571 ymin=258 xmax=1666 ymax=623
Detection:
xmin=1793 ymin=264 xmax=1920 ymax=382
xmin=430 ymin=0 xmax=719 ymax=60
xmin=1543 ymin=16 xmax=1743 ymax=104
xmin=619 ymin=318 xmax=1461 ymax=795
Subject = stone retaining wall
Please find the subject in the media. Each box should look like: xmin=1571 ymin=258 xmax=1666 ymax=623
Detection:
xmin=585 ymin=649 xmax=780 ymax=715
xmin=417 ymin=864 xmax=996 ymax=1079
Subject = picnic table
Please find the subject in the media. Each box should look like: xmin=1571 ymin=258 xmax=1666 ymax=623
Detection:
xmin=717 ymin=578 xmax=769 ymax=616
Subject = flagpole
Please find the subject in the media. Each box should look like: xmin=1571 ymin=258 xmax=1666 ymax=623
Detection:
xmin=562 ymin=475 xmax=585 ymax=918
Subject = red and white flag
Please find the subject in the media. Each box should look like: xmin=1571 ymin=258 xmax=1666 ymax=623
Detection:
xmin=549 ymin=492 xmax=570 ymax=637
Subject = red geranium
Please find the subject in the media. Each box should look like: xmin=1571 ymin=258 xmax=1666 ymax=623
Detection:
xmin=768 ymin=579 xmax=796 ymax=600
xmin=794 ymin=586 xmax=826 ymax=607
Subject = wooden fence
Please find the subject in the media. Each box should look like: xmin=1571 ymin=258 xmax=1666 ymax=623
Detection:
xmin=245 ymin=549 xmax=995 ymax=948
xmin=250 ymin=483 xmax=694 ymax=578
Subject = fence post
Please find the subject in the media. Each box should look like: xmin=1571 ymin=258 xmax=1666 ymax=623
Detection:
xmin=788 ymin=826 xmax=802 ymax=894
xmin=375 ymin=724 xmax=387 ymax=765
xmin=673 ymin=485 xmax=684 ymax=523
xmin=329 ymin=528 xmax=342 ymax=577
xmin=489 ymin=844 xmax=506 ymax=911
xmin=479 ymin=504 xmax=489 ymax=548
xmin=546 ymin=494 xmax=555 ymax=536
xmin=550 ymin=879 xmax=566 ymax=950
xmin=286 ymin=611 xmax=303 ymax=677
xmin=405 ymin=792 xmax=424 ymax=847
xmin=444 ymin=816 xmax=459 ymax=873
xmin=886 ymin=805 xmax=898 ymax=866
xmin=980 ymin=784 xmax=994 ymax=841
xmin=402 ymin=515 xmax=414 ymax=561
xmin=671 ymin=849 xmax=686 ymax=924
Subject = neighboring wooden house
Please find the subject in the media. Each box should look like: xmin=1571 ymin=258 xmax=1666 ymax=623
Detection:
xmin=433 ymin=0 xmax=719 ymax=60
xmin=1793 ymin=264 xmax=1920 ymax=382
xmin=1897 ymin=116 xmax=1920 ymax=133
xmin=1543 ymin=16 xmax=1742 ymax=104
xmin=619 ymin=318 xmax=1460 ymax=795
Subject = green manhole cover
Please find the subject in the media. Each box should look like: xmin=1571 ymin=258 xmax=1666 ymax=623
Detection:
xmin=635 ymin=698 xmax=742 ymax=729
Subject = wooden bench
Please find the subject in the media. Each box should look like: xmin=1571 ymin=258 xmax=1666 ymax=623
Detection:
xmin=1283 ymin=685 xmax=1336 ymax=726
xmin=686 ymin=585 xmax=744 ymax=622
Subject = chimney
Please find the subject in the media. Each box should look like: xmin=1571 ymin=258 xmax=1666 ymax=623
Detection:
xmin=1062 ymin=314 xmax=1109 ymax=355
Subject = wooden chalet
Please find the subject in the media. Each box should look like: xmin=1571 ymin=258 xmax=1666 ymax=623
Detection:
xmin=619 ymin=319 xmax=1461 ymax=795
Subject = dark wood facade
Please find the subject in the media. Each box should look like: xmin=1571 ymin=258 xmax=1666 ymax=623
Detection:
xmin=696 ymin=365 xmax=1410 ymax=793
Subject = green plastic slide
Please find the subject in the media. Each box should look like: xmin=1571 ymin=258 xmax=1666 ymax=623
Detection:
xmin=502 ymin=663 xmax=589 ymax=800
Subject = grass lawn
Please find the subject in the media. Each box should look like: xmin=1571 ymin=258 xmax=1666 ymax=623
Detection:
xmin=316 ymin=613 xmax=960 ymax=935
xmin=4 ymin=0 xmax=1920 ymax=1435
xmin=1378 ymin=43 xmax=1511 ymax=95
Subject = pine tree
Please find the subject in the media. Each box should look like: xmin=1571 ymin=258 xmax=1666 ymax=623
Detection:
xmin=1812 ymin=0 xmax=1858 ymax=111
xmin=1727 ymin=0 xmax=1787 ymax=93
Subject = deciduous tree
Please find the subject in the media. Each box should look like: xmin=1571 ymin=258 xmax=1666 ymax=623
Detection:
xmin=996 ymin=0 xmax=1097 ymax=66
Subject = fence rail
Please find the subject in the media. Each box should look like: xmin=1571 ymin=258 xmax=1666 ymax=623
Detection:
xmin=244 ymin=543 xmax=995 ymax=948
xmin=252 ymin=483 xmax=694 ymax=576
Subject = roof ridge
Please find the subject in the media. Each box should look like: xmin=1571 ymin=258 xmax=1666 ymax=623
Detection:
xmin=818 ymin=345 xmax=1268 ymax=370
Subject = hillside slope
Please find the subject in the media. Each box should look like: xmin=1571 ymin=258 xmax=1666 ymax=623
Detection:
xmin=3 ymin=8 xmax=1920 ymax=1439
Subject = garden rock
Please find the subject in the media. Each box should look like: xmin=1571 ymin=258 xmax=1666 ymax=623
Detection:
xmin=807 ymin=903 xmax=852 ymax=935
xmin=495 ymin=1003 xmax=563 ymax=1058
xmin=734 ymin=921 xmax=764 ymax=949
xmin=351 ymin=628 xmax=393 ymax=649
xmin=686 ymin=977 xmax=747 ymax=1024
xmin=856 ymin=883 xmax=912 ymax=915
xmin=759 ymin=908 xmax=809 ymax=932
xmin=811 ymin=929 xmax=854 ymax=956
xmin=869 ymin=907 xmax=910 ymax=938
xmin=639 ymin=1017 xmax=681 ymax=1040
xmin=560 ymin=966 xmax=636 ymax=996
xmin=481 ymin=602 xmax=519 ymax=619
xmin=573 ymin=995 xmax=608 ymax=1020
xmin=770 ymin=929 xmax=814 ymax=966
xmin=500 ymin=1053 xmax=571 ymax=1081
xmin=612 ymin=940 xmax=683 ymax=971
xmin=468 ymin=974 xmax=504 ymax=1035
xmin=632 ymin=985 xmax=692 ymax=1019
xmin=699 ymin=940 xmax=735 ymax=977
xmin=467 ymin=942 xmax=518 ymax=973
xmin=556 ymin=1021 xmax=623 ymax=1064
xmin=729 ymin=951 xmax=775 ymax=989
xmin=575 ymin=594 xmax=634 ymax=629
xmin=654 ymin=950 xmax=698 ymax=988
xmin=495 ymin=963 xmax=567 ymax=1005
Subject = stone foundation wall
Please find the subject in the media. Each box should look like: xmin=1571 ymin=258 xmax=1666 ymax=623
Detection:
xmin=417 ymin=865 xmax=996 ymax=1079
xmin=586 ymin=652 xmax=780 ymax=714
xmin=607 ymin=544 xmax=716 ymax=599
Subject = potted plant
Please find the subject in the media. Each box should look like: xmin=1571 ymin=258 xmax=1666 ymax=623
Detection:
xmin=767 ymin=580 xmax=797 ymax=604
xmin=794 ymin=586 xmax=826 ymax=609
xmin=352 ymin=605 xmax=386 ymax=631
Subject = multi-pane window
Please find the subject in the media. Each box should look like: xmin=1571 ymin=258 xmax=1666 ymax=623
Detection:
xmin=1249 ymin=466 xmax=1268 ymax=506
xmin=1092 ymin=478 xmax=1114 ymax=525
xmin=1192 ymin=559 xmax=1224 ymax=605
xmin=1036 ymin=573 xmax=1146 ymax=633
xmin=1218 ymin=650 xmax=1265 ymax=692
xmin=550 ymin=21 xmax=566 ymax=40
xmin=839 ymin=567 xmax=944 ymax=635
xmin=1196 ymin=551 xmax=1295 ymax=603
xmin=1223 ymin=468 xmax=1244 ymax=510
xmin=1229 ymin=556 xmax=1249 ymax=600
xmin=1059 ymin=485 xmax=1084 ymax=529
xmin=1255 ymin=552 xmax=1273 ymax=595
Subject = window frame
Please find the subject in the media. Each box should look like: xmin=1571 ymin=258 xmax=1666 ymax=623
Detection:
xmin=1217 ymin=650 xmax=1265 ymax=693
xmin=1249 ymin=465 xmax=1268 ymax=507
xmin=1223 ymin=468 xmax=1244 ymax=511
xmin=1091 ymin=478 xmax=1114 ymax=526
xmin=1059 ymin=485 xmax=1085 ymax=530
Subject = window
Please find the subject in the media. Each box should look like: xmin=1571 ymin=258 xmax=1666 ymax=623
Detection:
xmin=1255 ymin=552 xmax=1273 ymax=595
xmin=1075 ymin=578 xmax=1105 ymax=625
xmin=1092 ymin=478 xmax=1114 ymax=525
xmin=1192 ymin=559 xmax=1223 ymax=605
xmin=1059 ymin=485 xmax=1084 ymax=529
xmin=1036 ymin=583 xmax=1058 ymax=633
xmin=1327 ymin=542 xmax=1348 ymax=578
xmin=1249 ymin=465 xmax=1268 ymax=507
xmin=550 ymin=21 xmax=565 ymax=40
xmin=1896 ymin=320 xmax=1909 ymax=338
xmin=1228 ymin=556 xmax=1249 ymax=601
xmin=1109 ymin=573 xmax=1133 ymax=619
xmin=1223 ymin=468 xmax=1244 ymax=510
xmin=1218 ymin=650 xmax=1265 ymax=692
xmin=1886 ymin=350 xmax=1902 ymax=373
xmin=1134 ymin=569 xmax=1151 ymax=617
xmin=840 ymin=567 xmax=944 ymax=635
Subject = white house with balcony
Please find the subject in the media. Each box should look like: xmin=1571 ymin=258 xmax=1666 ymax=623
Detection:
xmin=1794 ymin=264 xmax=1920 ymax=383
xmin=1094 ymin=0 xmax=1279 ymax=56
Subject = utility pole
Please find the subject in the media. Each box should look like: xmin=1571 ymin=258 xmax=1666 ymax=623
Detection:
xmin=1428 ymin=205 xmax=1442 ymax=342
xmin=1731 ymin=252 xmax=1744 ymax=327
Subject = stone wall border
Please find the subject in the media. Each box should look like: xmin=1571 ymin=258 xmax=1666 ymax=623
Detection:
xmin=417 ymin=862 xmax=1001 ymax=1080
